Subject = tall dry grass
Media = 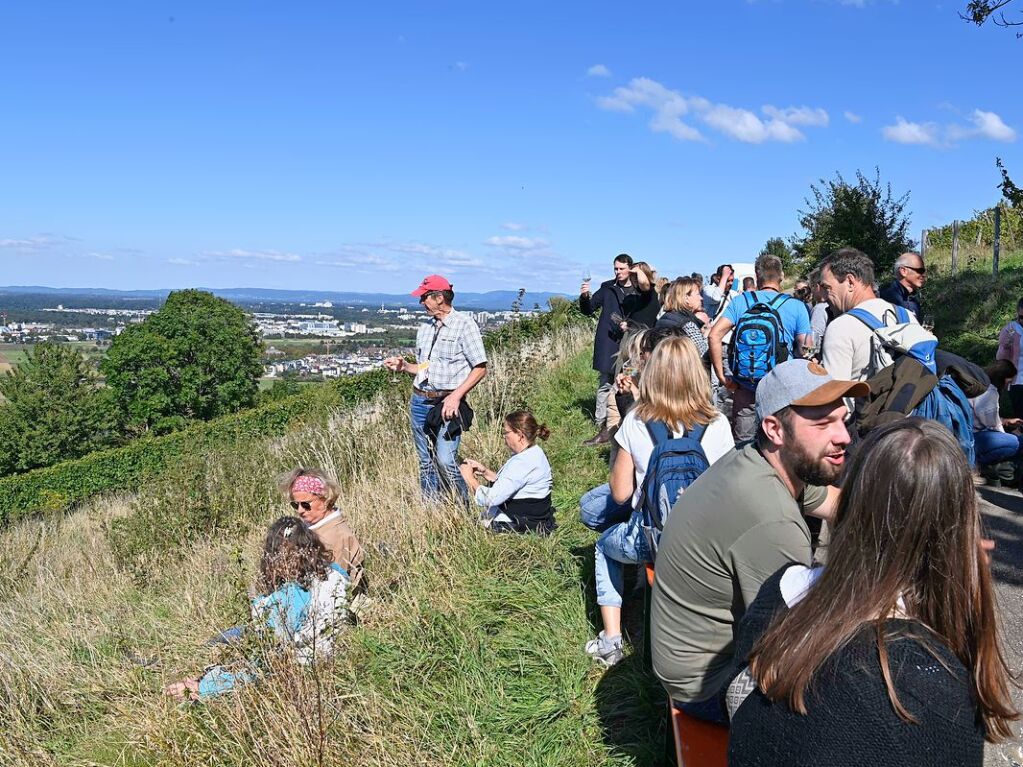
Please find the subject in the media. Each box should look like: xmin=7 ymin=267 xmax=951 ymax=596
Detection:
xmin=0 ymin=325 xmax=593 ymax=767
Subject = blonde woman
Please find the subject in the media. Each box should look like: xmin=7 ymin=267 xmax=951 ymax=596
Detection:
xmin=279 ymin=467 xmax=365 ymax=590
xmin=604 ymin=328 xmax=649 ymax=435
xmin=585 ymin=336 xmax=734 ymax=667
xmin=655 ymin=276 xmax=710 ymax=360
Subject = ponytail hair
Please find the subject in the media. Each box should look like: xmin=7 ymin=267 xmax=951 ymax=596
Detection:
xmin=505 ymin=410 xmax=551 ymax=444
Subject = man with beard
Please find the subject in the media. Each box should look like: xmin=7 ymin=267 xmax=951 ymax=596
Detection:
xmin=650 ymin=359 xmax=867 ymax=724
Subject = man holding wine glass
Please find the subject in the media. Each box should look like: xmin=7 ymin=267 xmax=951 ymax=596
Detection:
xmin=382 ymin=274 xmax=487 ymax=502
xmin=579 ymin=253 xmax=657 ymax=446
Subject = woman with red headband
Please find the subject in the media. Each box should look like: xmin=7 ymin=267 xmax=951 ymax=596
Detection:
xmin=278 ymin=468 xmax=365 ymax=591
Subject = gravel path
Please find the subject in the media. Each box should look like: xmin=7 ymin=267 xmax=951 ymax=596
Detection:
xmin=979 ymin=486 xmax=1023 ymax=766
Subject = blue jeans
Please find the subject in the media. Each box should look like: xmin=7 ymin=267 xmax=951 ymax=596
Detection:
xmin=974 ymin=429 xmax=1023 ymax=466
xmin=410 ymin=394 xmax=468 ymax=501
xmin=579 ymin=483 xmax=632 ymax=532
xmin=595 ymin=510 xmax=650 ymax=608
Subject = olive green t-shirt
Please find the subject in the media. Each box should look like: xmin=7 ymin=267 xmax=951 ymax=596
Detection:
xmin=650 ymin=442 xmax=827 ymax=703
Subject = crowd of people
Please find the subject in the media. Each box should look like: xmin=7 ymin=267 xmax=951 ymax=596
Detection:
xmin=576 ymin=249 xmax=1019 ymax=762
xmin=163 ymin=261 xmax=1019 ymax=762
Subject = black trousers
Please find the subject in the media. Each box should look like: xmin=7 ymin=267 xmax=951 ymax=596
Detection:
xmin=1010 ymin=385 xmax=1023 ymax=419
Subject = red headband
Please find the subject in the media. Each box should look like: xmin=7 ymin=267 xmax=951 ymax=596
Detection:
xmin=291 ymin=475 xmax=326 ymax=496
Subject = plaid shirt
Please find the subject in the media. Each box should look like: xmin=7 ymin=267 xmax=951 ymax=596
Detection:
xmin=413 ymin=309 xmax=487 ymax=391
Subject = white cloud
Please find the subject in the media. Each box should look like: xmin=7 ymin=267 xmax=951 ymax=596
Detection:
xmin=205 ymin=248 xmax=302 ymax=263
xmin=702 ymin=104 xmax=806 ymax=143
xmin=882 ymin=117 xmax=941 ymax=146
xmin=587 ymin=64 xmax=611 ymax=78
xmin=964 ymin=109 xmax=1016 ymax=142
xmin=87 ymin=252 xmax=115 ymax=261
xmin=500 ymin=222 xmax=527 ymax=231
xmin=0 ymin=235 xmax=62 ymax=250
xmin=762 ymin=105 xmax=829 ymax=127
xmin=883 ymin=109 xmax=1016 ymax=147
xmin=484 ymin=235 xmax=549 ymax=250
xmin=167 ymin=257 xmax=197 ymax=266
xmin=843 ymin=110 xmax=863 ymax=123
xmin=596 ymin=77 xmax=827 ymax=144
xmin=380 ymin=240 xmax=485 ymax=269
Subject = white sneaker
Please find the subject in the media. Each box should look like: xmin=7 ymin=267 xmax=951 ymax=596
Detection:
xmin=585 ymin=631 xmax=624 ymax=667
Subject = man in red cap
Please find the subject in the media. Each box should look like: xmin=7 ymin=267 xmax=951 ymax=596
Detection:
xmin=384 ymin=275 xmax=488 ymax=501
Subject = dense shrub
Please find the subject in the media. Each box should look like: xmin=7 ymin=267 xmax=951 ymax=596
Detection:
xmin=0 ymin=369 xmax=391 ymax=525
xmin=0 ymin=342 xmax=118 ymax=474
xmin=102 ymin=289 xmax=264 ymax=434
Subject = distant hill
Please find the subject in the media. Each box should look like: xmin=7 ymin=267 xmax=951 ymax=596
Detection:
xmin=0 ymin=286 xmax=570 ymax=312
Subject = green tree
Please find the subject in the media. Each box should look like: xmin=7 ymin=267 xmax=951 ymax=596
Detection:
xmin=102 ymin=290 xmax=264 ymax=434
xmin=759 ymin=236 xmax=798 ymax=275
xmin=997 ymin=157 xmax=1023 ymax=207
xmin=792 ymin=169 xmax=914 ymax=277
xmin=0 ymin=343 xmax=117 ymax=475
xmin=961 ymin=0 xmax=1022 ymax=34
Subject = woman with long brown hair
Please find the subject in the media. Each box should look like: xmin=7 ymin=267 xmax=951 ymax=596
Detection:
xmin=725 ymin=419 xmax=1018 ymax=765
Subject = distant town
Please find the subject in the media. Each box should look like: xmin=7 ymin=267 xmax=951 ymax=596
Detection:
xmin=0 ymin=296 xmax=537 ymax=382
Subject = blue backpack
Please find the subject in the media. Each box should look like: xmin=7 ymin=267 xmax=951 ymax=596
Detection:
xmin=848 ymin=306 xmax=975 ymax=463
xmin=639 ymin=421 xmax=710 ymax=559
xmin=727 ymin=292 xmax=793 ymax=387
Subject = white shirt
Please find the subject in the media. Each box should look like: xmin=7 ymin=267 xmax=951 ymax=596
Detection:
xmin=614 ymin=410 xmax=735 ymax=508
xmin=821 ymin=297 xmax=917 ymax=383
xmin=308 ymin=509 xmax=342 ymax=531
xmin=970 ymin=385 xmax=1004 ymax=433
xmin=702 ymin=283 xmax=734 ymax=319
xmin=474 ymin=444 xmax=553 ymax=509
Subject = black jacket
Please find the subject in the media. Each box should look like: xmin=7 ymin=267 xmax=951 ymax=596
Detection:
xmin=580 ymin=280 xmax=658 ymax=373
xmin=879 ymin=279 xmax=922 ymax=320
xmin=425 ymin=398 xmax=474 ymax=442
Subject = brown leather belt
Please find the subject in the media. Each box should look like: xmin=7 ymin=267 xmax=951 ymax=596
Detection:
xmin=413 ymin=387 xmax=452 ymax=399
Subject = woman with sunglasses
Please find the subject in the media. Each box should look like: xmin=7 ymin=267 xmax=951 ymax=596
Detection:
xmin=278 ymin=468 xmax=365 ymax=591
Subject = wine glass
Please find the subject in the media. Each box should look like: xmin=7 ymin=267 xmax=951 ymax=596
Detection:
xmin=801 ymin=337 xmax=819 ymax=362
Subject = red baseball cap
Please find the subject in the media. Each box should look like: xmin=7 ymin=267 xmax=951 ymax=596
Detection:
xmin=411 ymin=274 xmax=453 ymax=297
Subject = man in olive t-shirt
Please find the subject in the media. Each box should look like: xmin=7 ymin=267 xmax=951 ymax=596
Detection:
xmin=650 ymin=359 xmax=867 ymax=723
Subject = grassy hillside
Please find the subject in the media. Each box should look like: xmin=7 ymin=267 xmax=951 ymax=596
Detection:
xmin=924 ymin=246 xmax=1023 ymax=363
xmin=0 ymin=324 xmax=667 ymax=767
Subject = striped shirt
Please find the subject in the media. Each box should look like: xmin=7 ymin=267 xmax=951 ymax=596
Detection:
xmin=413 ymin=309 xmax=487 ymax=391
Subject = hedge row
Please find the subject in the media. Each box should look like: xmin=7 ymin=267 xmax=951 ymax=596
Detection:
xmin=0 ymin=369 xmax=393 ymax=525
xmin=0 ymin=300 xmax=588 ymax=524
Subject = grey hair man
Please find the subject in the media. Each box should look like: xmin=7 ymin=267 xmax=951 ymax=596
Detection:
xmin=878 ymin=251 xmax=925 ymax=320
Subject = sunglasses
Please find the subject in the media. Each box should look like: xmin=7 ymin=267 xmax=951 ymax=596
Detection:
xmin=902 ymin=265 xmax=926 ymax=275
xmin=290 ymin=500 xmax=313 ymax=511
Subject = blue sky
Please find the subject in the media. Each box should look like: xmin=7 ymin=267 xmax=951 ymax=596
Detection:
xmin=0 ymin=0 xmax=1019 ymax=293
